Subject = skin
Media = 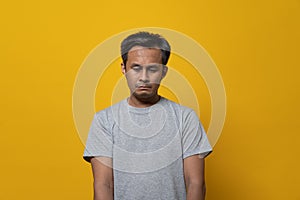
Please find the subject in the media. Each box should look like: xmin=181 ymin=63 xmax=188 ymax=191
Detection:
xmin=121 ymin=46 xmax=168 ymax=108
xmin=184 ymin=155 xmax=206 ymax=200
xmin=91 ymin=157 xmax=113 ymax=200
xmin=91 ymin=46 xmax=206 ymax=200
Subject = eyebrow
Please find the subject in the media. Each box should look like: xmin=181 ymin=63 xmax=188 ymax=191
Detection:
xmin=129 ymin=63 xmax=142 ymax=68
xmin=129 ymin=63 xmax=161 ymax=68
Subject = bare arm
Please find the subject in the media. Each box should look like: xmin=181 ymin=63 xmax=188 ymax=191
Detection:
xmin=184 ymin=155 xmax=206 ymax=200
xmin=90 ymin=157 xmax=113 ymax=200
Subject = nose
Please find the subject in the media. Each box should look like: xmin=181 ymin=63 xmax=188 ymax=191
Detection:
xmin=139 ymin=69 xmax=149 ymax=83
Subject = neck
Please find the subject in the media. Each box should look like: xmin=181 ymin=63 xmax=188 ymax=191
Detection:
xmin=128 ymin=94 xmax=161 ymax=108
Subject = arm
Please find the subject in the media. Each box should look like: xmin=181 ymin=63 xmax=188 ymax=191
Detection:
xmin=184 ymin=155 xmax=206 ymax=200
xmin=90 ymin=157 xmax=113 ymax=200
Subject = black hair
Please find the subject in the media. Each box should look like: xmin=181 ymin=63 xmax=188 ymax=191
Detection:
xmin=121 ymin=31 xmax=171 ymax=66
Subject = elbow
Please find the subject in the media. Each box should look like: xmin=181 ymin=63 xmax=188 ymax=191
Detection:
xmin=202 ymin=182 xmax=206 ymax=197
xmin=195 ymin=180 xmax=206 ymax=195
xmin=93 ymin=181 xmax=114 ymax=200
xmin=186 ymin=180 xmax=206 ymax=198
xmin=197 ymin=181 xmax=207 ymax=199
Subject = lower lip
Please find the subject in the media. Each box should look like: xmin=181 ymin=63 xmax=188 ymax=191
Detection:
xmin=137 ymin=87 xmax=150 ymax=90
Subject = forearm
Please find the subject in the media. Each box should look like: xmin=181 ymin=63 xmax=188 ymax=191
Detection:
xmin=94 ymin=182 xmax=113 ymax=200
xmin=184 ymin=156 xmax=207 ymax=200
xmin=186 ymin=182 xmax=206 ymax=200
xmin=91 ymin=157 xmax=113 ymax=200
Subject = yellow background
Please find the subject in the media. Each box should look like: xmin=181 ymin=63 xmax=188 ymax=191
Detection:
xmin=1 ymin=0 xmax=299 ymax=199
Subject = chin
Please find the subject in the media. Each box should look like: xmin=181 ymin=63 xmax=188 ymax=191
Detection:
xmin=133 ymin=92 xmax=156 ymax=101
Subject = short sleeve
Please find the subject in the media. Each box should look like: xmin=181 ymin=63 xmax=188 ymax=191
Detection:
xmin=83 ymin=112 xmax=113 ymax=162
xmin=182 ymin=110 xmax=212 ymax=159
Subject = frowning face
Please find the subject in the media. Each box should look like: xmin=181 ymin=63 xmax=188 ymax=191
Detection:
xmin=122 ymin=46 xmax=168 ymax=103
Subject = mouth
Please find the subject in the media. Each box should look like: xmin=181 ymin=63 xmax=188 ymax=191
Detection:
xmin=136 ymin=83 xmax=151 ymax=88
xmin=136 ymin=84 xmax=152 ymax=90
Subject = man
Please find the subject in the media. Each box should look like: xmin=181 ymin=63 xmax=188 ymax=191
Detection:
xmin=83 ymin=32 xmax=212 ymax=200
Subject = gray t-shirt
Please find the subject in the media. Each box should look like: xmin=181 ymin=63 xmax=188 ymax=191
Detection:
xmin=83 ymin=97 xmax=212 ymax=200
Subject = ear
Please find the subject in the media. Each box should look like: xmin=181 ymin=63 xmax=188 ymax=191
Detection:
xmin=121 ymin=63 xmax=126 ymax=75
xmin=162 ymin=65 xmax=168 ymax=78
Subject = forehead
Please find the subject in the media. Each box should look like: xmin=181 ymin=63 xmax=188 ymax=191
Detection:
xmin=127 ymin=46 xmax=162 ymax=64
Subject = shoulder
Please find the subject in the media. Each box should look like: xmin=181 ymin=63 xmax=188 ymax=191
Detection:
xmin=161 ymin=97 xmax=195 ymax=116
xmin=94 ymin=99 xmax=127 ymax=122
xmin=161 ymin=97 xmax=201 ymax=127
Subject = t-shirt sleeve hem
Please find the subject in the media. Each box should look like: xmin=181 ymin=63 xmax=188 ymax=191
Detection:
xmin=83 ymin=154 xmax=113 ymax=163
xmin=183 ymin=149 xmax=213 ymax=159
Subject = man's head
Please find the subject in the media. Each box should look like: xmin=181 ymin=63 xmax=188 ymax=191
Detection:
xmin=120 ymin=32 xmax=171 ymax=105
xmin=121 ymin=32 xmax=171 ymax=68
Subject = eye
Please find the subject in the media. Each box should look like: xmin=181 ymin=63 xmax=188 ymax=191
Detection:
xmin=132 ymin=66 xmax=141 ymax=72
xmin=149 ymin=68 xmax=158 ymax=72
xmin=148 ymin=66 xmax=159 ymax=73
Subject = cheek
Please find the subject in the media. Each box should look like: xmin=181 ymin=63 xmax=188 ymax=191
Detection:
xmin=151 ymin=74 xmax=163 ymax=83
xmin=126 ymin=74 xmax=137 ymax=85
